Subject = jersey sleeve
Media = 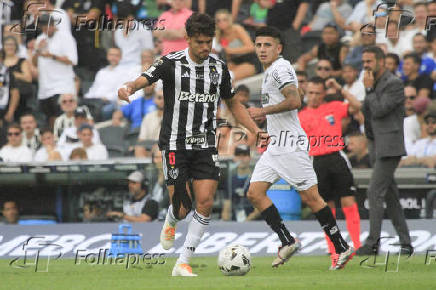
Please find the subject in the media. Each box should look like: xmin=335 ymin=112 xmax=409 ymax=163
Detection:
xmin=142 ymin=200 xmax=158 ymax=221
xmin=272 ymin=63 xmax=298 ymax=90
xmin=141 ymin=56 xmax=169 ymax=84
xmin=220 ymin=64 xmax=234 ymax=100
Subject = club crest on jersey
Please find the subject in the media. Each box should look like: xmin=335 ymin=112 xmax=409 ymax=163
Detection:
xmin=325 ymin=114 xmax=335 ymax=125
xmin=168 ymin=167 xmax=179 ymax=180
xmin=261 ymin=93 xmax=270 ymax=105
xmin=209 ymin=67 xmax=220 ymax=85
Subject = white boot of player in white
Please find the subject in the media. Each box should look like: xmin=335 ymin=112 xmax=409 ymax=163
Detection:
xmin=172 ymin=210 xmax=210 ymax=277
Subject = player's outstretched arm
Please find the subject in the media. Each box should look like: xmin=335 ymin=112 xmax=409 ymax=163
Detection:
xmin=118 ymin=76 xmax=150 ymax=103
xmin=225 ymin=98 xmax=262 ymax=135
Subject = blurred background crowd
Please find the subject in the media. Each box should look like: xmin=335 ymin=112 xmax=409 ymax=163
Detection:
xmin=2 ymin=0 xmax=436 ymax=224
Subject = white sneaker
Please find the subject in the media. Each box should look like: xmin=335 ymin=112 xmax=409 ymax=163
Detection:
xmin=160 ymin=220 xmax=176 ymax=250
xmin=333 ymin=246 xmax=355 ymax=270
xmin=272 ymin=239 xmax=301 ymax=268
xmin=172 ymin=263 xmax=198 ymax=277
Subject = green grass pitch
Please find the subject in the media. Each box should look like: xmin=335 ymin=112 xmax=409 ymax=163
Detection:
xmin=1 ymin=255 xmax=435 ymax=290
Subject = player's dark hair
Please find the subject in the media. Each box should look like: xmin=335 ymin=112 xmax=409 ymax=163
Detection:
xmin=235 ymin=84 xmax=250 ymax=94
xmin=362 ymin=45 xmax=385 ymax=60
xmin=255 ymin=26 xmax=283 ymax=45
xmin=403 ymin=53 xmax=422 ymax=66
xmin=185 ymin=13 xmax=215 ymax=38
xmin=386 ymin=53 xmax=400 ymax=66
xmin=308 ymin=76 xmax=326 ymax=90
xmin=117 ymin=2 xmax=135 ymax=18
xmin=296 ymin=70 xmax=308 ymax=78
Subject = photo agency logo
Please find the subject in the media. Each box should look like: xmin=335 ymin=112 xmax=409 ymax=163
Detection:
xmin=9 ymin=237 xmax=63 ymax=272
xmin=8 ymin=236 xmax=167 ymax=272
xmin=361 ymin=0 xmax=436 ymax=39
xmin=6 ymin=0 xmax=164 ymax=35
xmin=359 ymin=236 xmax=436 ymax=272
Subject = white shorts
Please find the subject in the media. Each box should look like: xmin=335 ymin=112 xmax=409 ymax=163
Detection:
xmin=250 ymin=150 xmax=318 ymax=191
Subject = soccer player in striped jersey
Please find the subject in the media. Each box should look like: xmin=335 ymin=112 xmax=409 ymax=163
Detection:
xmin=246 ymin=26 xmax=354 ymax=270
xmin=118 ymin=13 xmax=264 ymax=277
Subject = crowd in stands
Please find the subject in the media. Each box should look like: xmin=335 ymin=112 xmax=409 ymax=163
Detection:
xmin=3 ymin=0 xmax=436 ymax=222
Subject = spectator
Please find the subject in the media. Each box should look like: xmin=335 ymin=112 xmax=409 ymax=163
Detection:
xmin=53 ymin=94 xmax=93 ymax=140
xmin=114 ymin=3 xmax=154 ymax=67
xmin=198 ymin=0 xmax=237 ymax=20
xmin=153 ymin=0 xmax=193 ymax=56
xmin=266 ymin=0 xmax=309 ymax=63
xmin=141 ymin=49 xmax=156 ymax=71
xmin=120 ymin=83 xmax=157 ymax=130
xmin=0 ymin=49 xmax=20 ymax=127
xmin=34 ymin=128 xmax=62 ymax=162
xmin=58 ymin=108 xmax=101 ymax=156
xmin=427 ymin=1 xmax=436 ymax=42
xmin=344 ymin=24 xmax=376 ymax=71
xmin=385 ymin=53 xmax=400 ymax=76
xmin=404 ymin=85 xmax=417 ymax=118
xmin=400 ymin=109 xmax=436 ymax=168
xmin=404 ymin=94 xmax=431 ymax=155
xmin=401 ymin=2 xmax=428 ymax=50
xmin=82 ymin=201 xmax=104 ymax=222
xmin=402 ymin=53 xmax=434 ymax=99
xmin=234 ymin=85 xmax=255 ymax=108
xmin=384 ymin=20 xmax=406 ymax=57
xmin=76 ymin=124 xmax=108 ymax=161
xmin=399 ymin=33 xmax=436 ymax=79
xmin=1 ymin=200 xmax=19 ymax=224
xmin=136 ymin=88 xmax=164 ymax=157
xmin=106 ymin=171 xmax=158 ymax=222
xmin=242 ymin=0 xmax=269 ymax=28
xmin=62 ymin=0 xmax=106 ymax=90
xmin=307 ymin=0 xmax=352 ymax=32
xmin=3 ymin=36 xmax=33 ymax=120
xmin=214 ymin=9 xmax=256 ymax=81
xmin=342 ymin=64 xmax=365 ymax=102
xmin=347 ymin=133 xmax=371 ymax=168
xmin=221 ymin=145 xmax=257 ymax=221
xmin=2 ymin=24 xmax=27 ymax=59
xmin=95 ymin=109 xmax=127 ymax=129
xmin=0 ymin=123 xmax=33 ymax=162
xmin=20 ymin=112 xmax=41 ymax=155
xmin=298 ymin=24 xmax=348 ymax=77
xmin=69 ymin=147 xmax=88 ymax=160
xmin=346 ymin=0 xmax=378 ymax=33
xmin=32 ymin=14 xmax=77 ymax=129
xmin=84 ymin=47 xmax=132 ymax=121
xmin=314 ymin=58 xmax=335 ymax=80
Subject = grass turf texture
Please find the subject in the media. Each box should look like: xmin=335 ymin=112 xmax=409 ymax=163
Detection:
xmin=1 ymin=255 xmax=434 ymax=290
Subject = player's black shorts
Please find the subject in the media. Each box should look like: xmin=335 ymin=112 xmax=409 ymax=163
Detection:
xmin=162 ymin=148 xmax=220 ymax=186
xmin=312 ymin=151 xmax=356 ymax=201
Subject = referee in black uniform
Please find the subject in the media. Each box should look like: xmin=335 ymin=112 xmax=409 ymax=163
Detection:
xmin=118 ymin=13 xmax=263 ymax=276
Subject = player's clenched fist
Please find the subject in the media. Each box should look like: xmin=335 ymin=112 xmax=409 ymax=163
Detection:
xmin=118 ymin=83 xmax=134 ymax=103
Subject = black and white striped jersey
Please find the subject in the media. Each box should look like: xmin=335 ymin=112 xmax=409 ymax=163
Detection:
xmin=141 ymin=48 xmax=233 ymax=151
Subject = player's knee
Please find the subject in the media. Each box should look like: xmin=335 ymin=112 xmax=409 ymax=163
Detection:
xmin=196 ymin=196 xmax=214 ymax=211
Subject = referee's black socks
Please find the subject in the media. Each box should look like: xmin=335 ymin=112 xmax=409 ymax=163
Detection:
xmin=315 ymin=206 xmax=349 ymax=254
xmin=261 ymin=204 xmax=295 ymax=247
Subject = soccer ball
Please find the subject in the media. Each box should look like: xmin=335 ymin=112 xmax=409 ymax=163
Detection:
xmin=217 ymin=244 xmax=251 ymax=276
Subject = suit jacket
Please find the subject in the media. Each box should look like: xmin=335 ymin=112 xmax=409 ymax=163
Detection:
xmin=362 ymin=70 xmax=406 ymax=159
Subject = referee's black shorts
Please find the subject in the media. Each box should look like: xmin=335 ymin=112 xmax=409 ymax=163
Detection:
xmin=162 ymin=148 xmax=220 ymax=186
xmin=312 ymin=151 xmax=356 ymax=202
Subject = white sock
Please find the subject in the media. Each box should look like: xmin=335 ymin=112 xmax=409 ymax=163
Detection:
xmin=166 ymin=204 xmax=179 ymax=227
xmin=176 ymin=210 xmax=210 ymax=265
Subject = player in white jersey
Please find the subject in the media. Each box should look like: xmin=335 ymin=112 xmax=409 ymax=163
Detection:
xmin=246 ymin=26 xmax=354 ymax=270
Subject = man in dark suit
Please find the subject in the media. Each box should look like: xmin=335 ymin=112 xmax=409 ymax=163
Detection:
xmin=357 ymin=46 xmax=413 ymax=256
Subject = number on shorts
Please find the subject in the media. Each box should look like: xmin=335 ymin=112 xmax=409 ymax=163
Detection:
xmin=169 ymin=152 xmax=176 ymax=166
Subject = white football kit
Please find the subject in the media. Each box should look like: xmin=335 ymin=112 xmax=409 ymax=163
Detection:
xmin=250 ymin=57 xmax=318 ymax=191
